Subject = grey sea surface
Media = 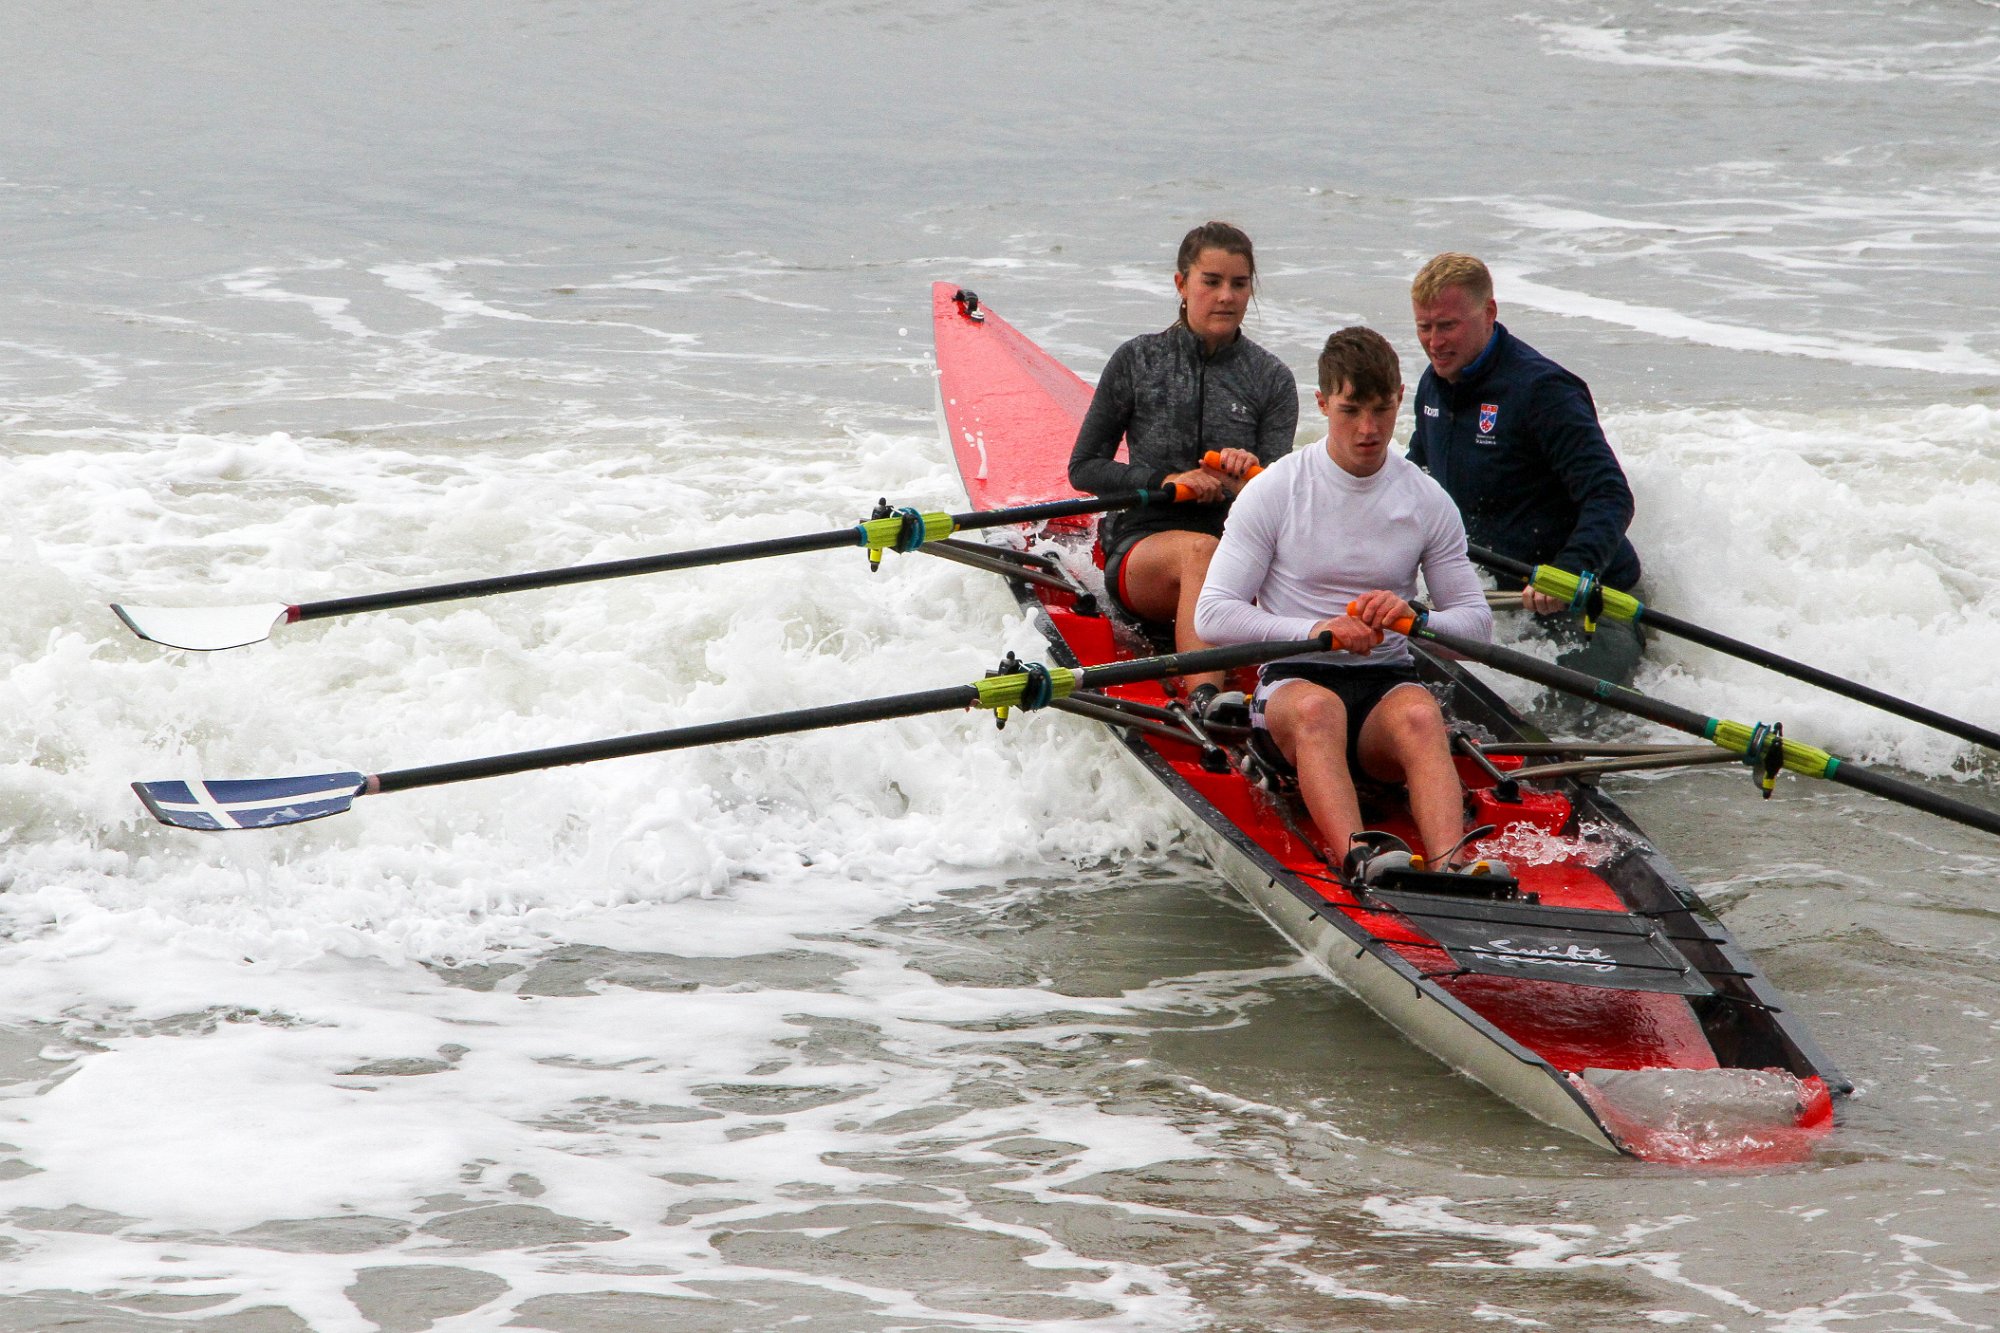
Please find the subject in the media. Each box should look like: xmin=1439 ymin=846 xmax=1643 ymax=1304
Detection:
xmin=2 ymin=1 xmax=1999 ymax=1329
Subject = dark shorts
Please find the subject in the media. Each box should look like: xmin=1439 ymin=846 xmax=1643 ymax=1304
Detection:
xmin=1250 ymin=662 xmax=1428 ymax=779
xmin=1101 ymin=529 xmax=1152 ymax=621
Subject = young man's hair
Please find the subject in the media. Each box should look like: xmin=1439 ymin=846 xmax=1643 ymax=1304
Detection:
xmin=1410 ymin=252 xmax=1494 ymax=306
xmin=1317 ymin=326 xmax=1402 ymax=400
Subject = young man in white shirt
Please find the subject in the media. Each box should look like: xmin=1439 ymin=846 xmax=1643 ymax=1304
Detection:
xmin=1193 ymin=327 xmax=1493 ymax=878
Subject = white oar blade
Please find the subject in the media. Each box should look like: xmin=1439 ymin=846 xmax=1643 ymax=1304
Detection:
xmin=111 ymin=602 xmax=292 ymax=652
xmin=134 ymin=772 xmax=367 ymax=830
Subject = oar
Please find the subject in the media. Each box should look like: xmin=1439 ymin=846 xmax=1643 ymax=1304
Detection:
xmin=1400 ymin=614 xmax=2000 ymax=840
xmin=1468 ymin=543 xmax=2000 ymax=755
xmin=132 ymin=632 xmax=1329 ymax=830
xmin=111 ymin=487 xmax=1190 ymax=652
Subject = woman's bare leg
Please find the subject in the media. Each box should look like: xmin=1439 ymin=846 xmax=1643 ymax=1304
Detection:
xmin=1118 ymin=530 xmax=1225 ymax=694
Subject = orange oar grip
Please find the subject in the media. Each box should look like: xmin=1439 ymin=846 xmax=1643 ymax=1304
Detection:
xmin=1201 ymin=449 xmax=1264 ymax=480
xmin=1343 ymin=601 xmax=1416 ymax=638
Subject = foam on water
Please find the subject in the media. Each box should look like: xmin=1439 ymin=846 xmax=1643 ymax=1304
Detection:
xmin=1618 ymin=402 xmax=2000 ymax=773
xmin=1501 ymin=269 xmax=2000 ymax=377
xmin=0 ymin=402 xmax=1266 ymax=1324
xmin=1526 ymin=2 xmax=2000 ymax=86
xmin=0 ymin=423 xmax=1197 ymax=964
xmin=0 ymin=933 xmax=1262 ymax=1327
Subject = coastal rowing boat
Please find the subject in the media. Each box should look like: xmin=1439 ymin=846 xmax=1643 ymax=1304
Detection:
xmin=931 ymin=281 xmax=1849 ymax=1163
xmin=130 ymin=282 xmax=1977 ymax=1163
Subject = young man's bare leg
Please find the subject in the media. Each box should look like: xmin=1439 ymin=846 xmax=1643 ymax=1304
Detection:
xmin=1119 ymin=530 xmax=1226 ymax=695
xmin=1354 ymin=685 xmax=1467 ymax=865
xmin=1263 ymin=681 xmax=1364 ymax=856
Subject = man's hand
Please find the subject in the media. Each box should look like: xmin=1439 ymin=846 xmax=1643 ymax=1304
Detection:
xmin=1314 ymin=590 xmax=1410 ymax=655
xmin=1311 ymin=616 xmax=1383 ymax=655
xmin=1522 ymin=585 xmax=1566 ymax=615
xmin=1348 ymin=588 xmax=1414 ymax=630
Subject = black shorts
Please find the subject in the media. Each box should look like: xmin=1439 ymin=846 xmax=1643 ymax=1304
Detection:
xmin=1250 ymin=662 xmax=1427 ymax=778
xmin=1101 ymin=529 xmax=1152 ymax=621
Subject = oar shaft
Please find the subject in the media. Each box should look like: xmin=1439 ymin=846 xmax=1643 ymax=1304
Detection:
xmin=951 ymin=490 xmax=1184 ymax=532
xmin=1419 ymin=621 xmax=1714 ymax=734
xmin=1827 ymin=762 xmax=2000 ymax=833
xmin=1413 ymin=620 xmax=2000 ymax=840
xmin=373 ymin=685 xmax=980 ymax=795
xmin=1465 ymin=542 xmax=2000 ymax=754
xmin=1075 ymin=635 xmax=1330 ymax=691
xmin=372 ymin=632 xmax=1330 ymax=799
xmin=297 ymin=488 xmax=1188 ymax=624
xmin=1637 ymin=606 xmax=2000 ymax=752
xmin=299 ymin=530 xmax=855 ymax=621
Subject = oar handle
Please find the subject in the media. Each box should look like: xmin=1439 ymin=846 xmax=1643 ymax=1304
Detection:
xmin=1201 ymin=450 xmax=1264 ymax=480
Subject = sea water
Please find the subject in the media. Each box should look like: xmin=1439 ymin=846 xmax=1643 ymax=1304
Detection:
xmin=2 ymin=1 xmax=1998 ymax=1328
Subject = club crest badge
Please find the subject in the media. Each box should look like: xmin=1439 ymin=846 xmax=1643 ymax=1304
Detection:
xmin=1479 ymin=403 xmax=1499 ymax=434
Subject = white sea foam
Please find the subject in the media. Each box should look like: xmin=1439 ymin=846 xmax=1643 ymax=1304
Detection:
xmin=0 ymin=424 xmax=1196 ymax=968
xmin=1526 ymin=8 xmax=2000 ymax=86
xmin=1616 ymin=402 xmax=2000 ymax=772
xmin=222 ymin=264 xmax=379 ymax=341
xmin=1496 ymin=269 xmax=2000 ymax=377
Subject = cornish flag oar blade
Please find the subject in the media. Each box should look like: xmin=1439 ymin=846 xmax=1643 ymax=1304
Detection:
xmin=112 ymin=603 xmax=294 ymax=653
xmin=133 ymin=772 xmax=368 ymax=830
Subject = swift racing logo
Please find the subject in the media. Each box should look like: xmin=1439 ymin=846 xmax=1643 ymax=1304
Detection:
xmin=1485 ymin=939 xmax=1619 ymax=973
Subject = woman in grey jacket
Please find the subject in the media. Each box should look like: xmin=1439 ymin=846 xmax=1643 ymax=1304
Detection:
xmin=1066 ymin=221 xmax=1299 ymax=707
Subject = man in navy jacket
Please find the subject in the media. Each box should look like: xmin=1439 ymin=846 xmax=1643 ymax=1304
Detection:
xmin=1406 ymin=253 xmax=1645 ymax=682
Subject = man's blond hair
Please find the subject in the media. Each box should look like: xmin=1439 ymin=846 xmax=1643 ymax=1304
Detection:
xmin=1411 ymin=252 xmax=1494 ymax=306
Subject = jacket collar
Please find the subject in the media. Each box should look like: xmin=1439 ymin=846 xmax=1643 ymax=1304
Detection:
xmin=1438 ymin=322 xmax=1508 ymax=399
xmin=1171 ymin=319 xmax=1242 ymax=363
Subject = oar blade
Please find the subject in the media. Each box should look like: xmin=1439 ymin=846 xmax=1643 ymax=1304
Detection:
xmin=112 ymin=602 xmax=293 ymax=652
xmin=133 ymin=772 xmax=367 ymax=830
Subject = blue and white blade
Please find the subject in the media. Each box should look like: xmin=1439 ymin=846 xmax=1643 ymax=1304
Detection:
xmin=133 ymin=772 xmax=368 ymax=830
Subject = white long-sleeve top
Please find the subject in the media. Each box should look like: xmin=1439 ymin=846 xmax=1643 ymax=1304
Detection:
xmin=1193 ymin=439 xmax=1493 ymax=668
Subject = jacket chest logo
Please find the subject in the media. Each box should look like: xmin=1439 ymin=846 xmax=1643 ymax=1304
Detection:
xmin=1478 ymin=403 xmax=1500 ymax=435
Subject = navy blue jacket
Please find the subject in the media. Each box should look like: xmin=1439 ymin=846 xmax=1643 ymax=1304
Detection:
xmin=1407 ymin=324 xmax=1641 ymax=589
